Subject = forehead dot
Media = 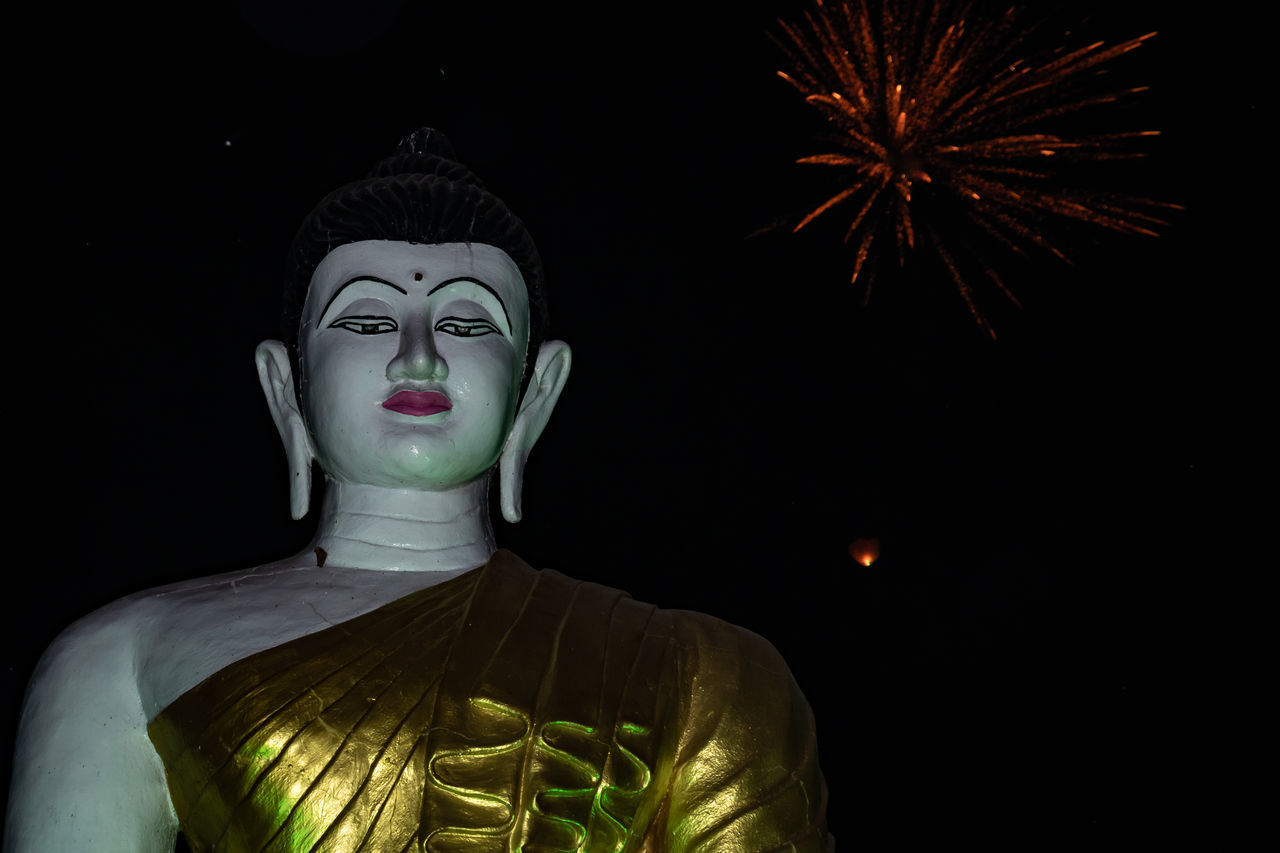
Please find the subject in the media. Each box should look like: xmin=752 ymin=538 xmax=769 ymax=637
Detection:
xmin=413 ymin=272 xmax=423 ymax=281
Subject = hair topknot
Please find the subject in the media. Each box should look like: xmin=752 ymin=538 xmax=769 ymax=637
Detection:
xmin=284 ymin=128 xmax=548 ymax=386
xmin=366 ymin=128 xmax=485 ymax=186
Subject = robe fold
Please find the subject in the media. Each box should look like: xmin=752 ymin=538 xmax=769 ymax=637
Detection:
xmin=148 ymin=550 xmax=828 ymax=852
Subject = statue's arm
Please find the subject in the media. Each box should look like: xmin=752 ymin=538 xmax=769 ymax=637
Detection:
xmin=650 ymin=616 xmax=829 ymax=852
xmin=3 ymin=605 xmax=178 ymax=852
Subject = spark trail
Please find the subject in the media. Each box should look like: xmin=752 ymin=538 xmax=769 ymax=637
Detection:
xmin=775 ymin=0 xmax=1177 ymax=336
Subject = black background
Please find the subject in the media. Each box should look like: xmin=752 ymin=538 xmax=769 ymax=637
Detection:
xmin=4 ymin=0 xmax=1270 ymax=848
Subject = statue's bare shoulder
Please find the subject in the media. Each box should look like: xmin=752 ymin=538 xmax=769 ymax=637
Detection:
xmin=5 ymin=583 xmax=179 ymax=849
xmin=85 ymin=557 xmax=458 ymax=718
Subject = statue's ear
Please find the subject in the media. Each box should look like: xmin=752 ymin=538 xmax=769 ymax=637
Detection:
xmin=499 ymin=340 xmax=572 ymax=523
xmin=255 ymin=340 xmax=316 ymax=520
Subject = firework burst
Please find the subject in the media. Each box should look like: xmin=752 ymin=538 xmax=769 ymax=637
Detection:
xmin=774 ymin=0 xmax=1177 ymax=336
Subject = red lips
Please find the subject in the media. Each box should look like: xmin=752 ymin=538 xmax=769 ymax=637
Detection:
xmin=382 ymin=390 xmax=452 ymax=417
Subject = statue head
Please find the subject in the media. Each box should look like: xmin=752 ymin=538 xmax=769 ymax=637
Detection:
xmin=255 ymin=129 xmax=571 ymax=524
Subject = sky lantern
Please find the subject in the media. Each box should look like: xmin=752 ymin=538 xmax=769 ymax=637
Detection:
xmin=848 ymin=537 xmax=880 ymax=567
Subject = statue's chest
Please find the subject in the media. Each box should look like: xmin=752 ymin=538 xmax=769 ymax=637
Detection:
xmin=145 ymin=568 xmax=672 ymax=851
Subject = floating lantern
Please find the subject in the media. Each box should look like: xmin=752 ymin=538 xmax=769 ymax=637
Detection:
xmin=848 ymin=537 xmax=880 ymax=567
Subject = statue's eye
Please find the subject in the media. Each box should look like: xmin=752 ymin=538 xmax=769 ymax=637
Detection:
xmin=330 ymin=316 xmax=397 ymax=335
xmin=436 ymin=318 xmax=499 ymax=338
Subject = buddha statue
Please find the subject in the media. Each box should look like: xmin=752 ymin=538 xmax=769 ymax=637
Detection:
xmin=4 ymin=130 xmax=828 ymax=852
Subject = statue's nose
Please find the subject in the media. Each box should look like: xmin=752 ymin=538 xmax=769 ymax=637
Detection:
xmin=387 ymin=325 xmax=448 ymax=382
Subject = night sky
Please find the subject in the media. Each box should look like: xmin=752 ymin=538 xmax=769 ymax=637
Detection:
xmin=5 ymin=0 xmax=1269 ymax=848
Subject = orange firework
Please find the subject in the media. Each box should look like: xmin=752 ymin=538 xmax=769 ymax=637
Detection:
xmin=775 ymin=0 xmax=1177 ymax=336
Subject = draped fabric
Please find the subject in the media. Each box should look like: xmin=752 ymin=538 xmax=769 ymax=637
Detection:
xmin=148 ymin=551 xmax=827 ymax=852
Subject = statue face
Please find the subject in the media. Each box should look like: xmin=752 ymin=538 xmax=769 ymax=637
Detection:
xmin=299 ymin=241 xmax=531 ymax=490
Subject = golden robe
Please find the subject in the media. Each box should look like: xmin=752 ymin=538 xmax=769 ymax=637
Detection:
xmin=148 ymin=551 xmax=828 ymax=852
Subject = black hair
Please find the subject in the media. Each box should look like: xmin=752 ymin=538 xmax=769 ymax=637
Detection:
xmin=284 ymin=128 xmax=548 ymax=391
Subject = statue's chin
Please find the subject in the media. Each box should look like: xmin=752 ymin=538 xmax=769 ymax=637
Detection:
xmin=319 ymin=441 xmax=500 ymax=493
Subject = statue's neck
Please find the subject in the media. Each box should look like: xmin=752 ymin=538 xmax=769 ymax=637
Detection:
xmin=309 ymin=478 xmax=496 ymax=573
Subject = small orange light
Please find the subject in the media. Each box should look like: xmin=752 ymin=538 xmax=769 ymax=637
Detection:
xmin=848 ymin=537 xmax=880 ymax=566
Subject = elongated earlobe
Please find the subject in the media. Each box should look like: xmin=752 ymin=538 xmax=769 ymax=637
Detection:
xmin=500 ymin=341 xmax=572 ymax=523
xmin=255 ymin=340 xmax=316 ymax=520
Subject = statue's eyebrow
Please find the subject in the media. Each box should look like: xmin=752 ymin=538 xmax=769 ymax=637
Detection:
xmin=319 ymin=275 xmax=407 ymax=322
xmin=428 ymin=276 xmax=512 ymax=336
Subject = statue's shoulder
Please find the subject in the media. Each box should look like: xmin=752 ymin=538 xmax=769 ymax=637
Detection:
xmin=517 ymin=554 xmax=791 ymax=678
xmin=660 ymin=606 xmax=795 ymax=680
xmin=44 ymin=563 xmax=277 ymax=651
xmin=14 ymin=582 xmax=192 ymax=779
xmin=34 ymin=557 xmax=338 ymax=718
xmin=31 ymin=593 xmax=147 ymax=686
xmin=34 ymin=567 xmax=233 ymax=670
xmin=23 ymin=566 xmax=246 ymax=697
xmin=9 ymin=589 xmax=190 ymax=848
